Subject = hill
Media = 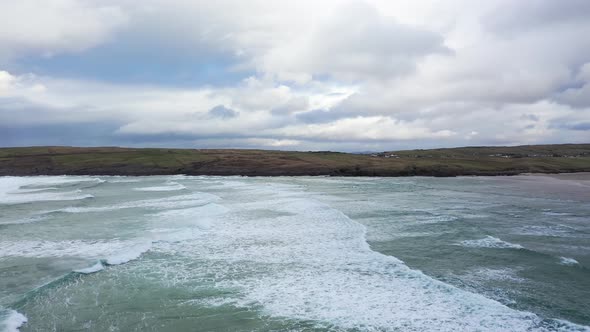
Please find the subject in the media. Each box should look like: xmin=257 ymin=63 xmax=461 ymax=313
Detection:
xmin=0 ymin=144 xmax=589 ymax=177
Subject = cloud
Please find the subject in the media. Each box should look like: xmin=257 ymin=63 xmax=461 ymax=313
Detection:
xmin=296 ymin=108 xmax=360 ymax=124
xmin=483 ymin=0 xmax=590 ymax=35
xmin=242 ymin=138 xmax=302 ymax=147
xmin=271 ymin=96 xmax=309 ymax=114
xmin=296 ymin=109 xmax=339 ymax=124
xmin=1 ymin=1 xmax=590 ymax=151
xmin=277 ymin=116 xmax=456 ymax=141
xmin=0 ymin=71 xmax=16 ymax=95
xmin=521 ymin=114 xmax=540 ymax=122
xmin=208 ymin=105 xmax=238 ymax=119
xmin=552 ymin=63 xmax=590 ymax=108
xmin=554 ymin=84 xmax=590 ymax=108
xmin=258 ymin=1 xmax=450 ymax=82
xmin=0 ymin=0 xmax=127 ymax=61
xmin=565 ymin=122 xmax=590 ymax=131
xmin=0 ymin=71 xmax=48 ymax=97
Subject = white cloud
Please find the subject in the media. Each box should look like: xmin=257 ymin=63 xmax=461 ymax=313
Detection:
xmin=277 ymin=116 xmax=456 ymax=141
xmin=0 ymin=71 xmax=16 ymax=95
xmin=0 ymin=0 xmax=127 ymax=61
xmin=244 ymin=138 xmax=302 ymax=147
xmin=256 ymin=1 xmax=449 ymax=83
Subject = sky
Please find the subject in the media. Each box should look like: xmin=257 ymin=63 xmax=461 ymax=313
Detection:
xmin=0 ymin=0 xmax=589 ymax=152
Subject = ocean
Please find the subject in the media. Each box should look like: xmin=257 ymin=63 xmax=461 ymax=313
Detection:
xmin=0 ymin=175 xmax=589 ymax=331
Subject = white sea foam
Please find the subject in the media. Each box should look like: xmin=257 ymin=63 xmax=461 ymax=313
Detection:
xmin=459 ymin=236 xmax=524 ymax=249
xmin=5 ymin=176 xmax=589 ymax=332
xmin=104 ymin=243 xmax=151 ymax=265
xmin=105 ymin=177 xmax=141 ymax=183
xmin=0 ymin=309 xmax=27 ymax=332
xmin=17 ymin=177 xmax=104 ymax=191
xmin=517 ymin=225 xmax=579 ymax=238
xmin=17 ymin=176 xmax=103 ymax=187
xmin=53 ymin=192 xmax=220 ymax=214
xmin=543 ymin=211 xmax=572 ymax=216
xmin=0 ymin=239 xmax=144 ymax=260
xmin=152 ymin=203 xmax=229 ymax=227
xmin=134 ymin=182 xmax=187 ymax=192
xmin=145 ymin=204 xmax=231 ymax=246
xmin=0 ymin=189 xmax=93 ymax=205
xmin=449 ymin=267 xmax=526 ymax=305
xmin=416 ymin=214 xmax=459 ymax=224
xmin=463 ymin=213 xmax=490 ymax=219
xmin=559 ymin=257 xmax=579 ymax=266
xmin=0 ymin=214 xmax=48 ymax=225
xmin=74 ymin=262 xmax=104 ymax=274
xmin=147 ymin=182 xmax=587 ymax=331
xmin=9 ymin=187 xmax=59 ymax=193
xmin=148 ymin=228 xmax=202 ymax=243
xmin=0 ymin=177 xmax=96 ymax=205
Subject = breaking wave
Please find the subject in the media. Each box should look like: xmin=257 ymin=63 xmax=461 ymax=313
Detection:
xmin=459 ymin=236 xmax=524 ymax=249
xmin=50 ymin=192 xmax=220 ymax=214
xmin=0 ymin=177 xmax=97 ymax=205
xmin=559 ymin=257 xmax=580 ymax=266
xmin=148 ymin=183 xmax=585 ymax=331
xmin=134 ymin=182 xmax=187 ymax=192
xmin=0 ymin=309 xmax=27 ymax=332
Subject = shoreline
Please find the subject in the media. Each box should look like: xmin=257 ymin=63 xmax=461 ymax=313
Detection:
xmin=482 ymin=172 xmax=590 ymax=201
xmin=3 ymin=171 xmax=590 ymax=179
xmin=523 ymin=171 xmax=590 ymax=181
xmin=1 ymin=145 xmax=589 ymax=178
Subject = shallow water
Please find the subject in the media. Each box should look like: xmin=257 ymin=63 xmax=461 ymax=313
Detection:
xmin=0 ymin=175 xmax=589 ymax=331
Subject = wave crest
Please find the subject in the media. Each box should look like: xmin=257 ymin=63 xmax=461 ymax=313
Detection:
xmin=459 ymin=236 xmax=524 ymax=249
xmin=0 ymin=309 xmax=27 ymax=332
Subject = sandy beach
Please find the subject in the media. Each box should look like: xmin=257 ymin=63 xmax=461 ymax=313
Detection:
xmin=484 ymin=173 xmax=590 ymax=201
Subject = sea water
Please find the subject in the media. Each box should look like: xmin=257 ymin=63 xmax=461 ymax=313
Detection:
xmin=0 ymin=175 xmax=589 ymax=331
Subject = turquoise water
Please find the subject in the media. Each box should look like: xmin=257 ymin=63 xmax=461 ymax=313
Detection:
xmin=0 ymin=175 xmax=589 ymax=331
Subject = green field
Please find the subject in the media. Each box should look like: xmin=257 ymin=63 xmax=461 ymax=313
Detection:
xmin=0 ymin=144 xmax=589 ymax=177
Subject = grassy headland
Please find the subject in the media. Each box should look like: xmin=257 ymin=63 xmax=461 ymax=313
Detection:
xmin=0 ymin=144 xmax=589 ymax=177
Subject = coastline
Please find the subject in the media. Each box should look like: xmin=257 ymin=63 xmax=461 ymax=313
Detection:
xmin=2 ymin=170 xmax=590 ymax=178
xmin=1 ymin=145 xmax=589 ymax=177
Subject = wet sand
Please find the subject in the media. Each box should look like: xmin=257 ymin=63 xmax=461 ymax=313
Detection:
xmin=528 ymin=172 xmax=590 ymax=182
xmin=486 ymin=173 xmax=590 ymax=202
